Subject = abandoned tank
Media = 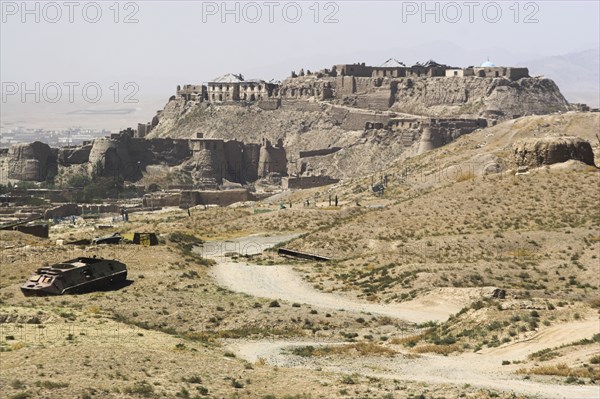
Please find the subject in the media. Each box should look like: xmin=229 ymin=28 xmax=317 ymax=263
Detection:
xmin=21 ymin=257 xmax=127 ymax=296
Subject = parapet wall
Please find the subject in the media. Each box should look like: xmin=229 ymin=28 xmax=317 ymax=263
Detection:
xmin=283 ymin=176 xmax=340 ymax=189
xmin=179 ymin=189 xmax=256 ymax=208
xmin=299 ymin=147 xmax=342 ymax=158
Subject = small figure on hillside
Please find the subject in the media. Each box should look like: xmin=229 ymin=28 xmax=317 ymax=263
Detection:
xmin=335 ymin=195 xmax=338 ymax=207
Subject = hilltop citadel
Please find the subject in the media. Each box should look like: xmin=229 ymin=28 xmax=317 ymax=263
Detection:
xmin=0 ymin=58 xmax=596 ymax=210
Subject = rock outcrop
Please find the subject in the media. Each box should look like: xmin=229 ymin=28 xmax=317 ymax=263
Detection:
xmin=513 ymin=136 xmax=595 ymax=167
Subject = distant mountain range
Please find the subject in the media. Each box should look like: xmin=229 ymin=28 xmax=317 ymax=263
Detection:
xmin=520 ymin=48 xmax=599 ymax=107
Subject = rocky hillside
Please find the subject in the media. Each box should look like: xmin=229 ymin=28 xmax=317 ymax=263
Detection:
xmin=269 ymin=112 xmax=599 ymax=306
xmin=390 ymin=76 xmax=569 ymax=117
xmin=146 ymin=74 xmax=572 ymax=179
xmin=148 ymin=100 xmax=415 ymax=178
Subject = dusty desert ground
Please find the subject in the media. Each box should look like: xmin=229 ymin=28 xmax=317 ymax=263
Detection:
xmin=1 ymin=114 xmax=599 ymax=399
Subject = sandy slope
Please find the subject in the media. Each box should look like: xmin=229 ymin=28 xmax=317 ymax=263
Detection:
xmin=480 ymin=319 xmax=600 ymax=360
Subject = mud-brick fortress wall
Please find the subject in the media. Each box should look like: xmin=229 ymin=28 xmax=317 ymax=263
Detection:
xmin=223 ymin=140 xmax=266 ymax=183
xmin=417 ymin=118 xmax=487 ymax=154
xmin=190 ymin=137 xmax=283 ymax=185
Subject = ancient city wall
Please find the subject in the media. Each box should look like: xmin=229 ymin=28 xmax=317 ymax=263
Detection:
xmin=179 ymin=189 xmax=256 ymax=208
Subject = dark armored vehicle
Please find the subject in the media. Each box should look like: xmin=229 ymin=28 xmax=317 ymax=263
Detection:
xmin=21 ymin=257 xmax=127 ymax=296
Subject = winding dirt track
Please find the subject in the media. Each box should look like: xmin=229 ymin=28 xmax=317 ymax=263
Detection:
xmin=212 ymin=261 xmax=465 ymax=323
xmin=226 ymin=335 xmax=600 ymax=399
xmin=207 ymin=235 xmax=600 ymax=399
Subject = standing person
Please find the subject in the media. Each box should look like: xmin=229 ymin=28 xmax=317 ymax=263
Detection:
xmin=120 ymin=208 xmax=125 ymax=221
xmin=187 ymin=208 xmax=191 ymax=217
xmin=124 ymin=209 xmax=129 ymax=222
xmin=335 ymin=195 xmax=338 ymax=207
xmin=328 ymin=194 xmax=332 ymax=207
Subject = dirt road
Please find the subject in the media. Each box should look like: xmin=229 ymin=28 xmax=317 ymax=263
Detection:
xmin=212 ymin=261 xmax=477 ymax=323
xmin=226 ymin=338 xmax=600 ymax=399
xmin=208 ymin=234 xmax=600 ymax=399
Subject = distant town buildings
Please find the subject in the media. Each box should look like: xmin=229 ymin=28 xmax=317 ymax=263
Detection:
xmin=0 ymin=127 xmax=110 ymax=148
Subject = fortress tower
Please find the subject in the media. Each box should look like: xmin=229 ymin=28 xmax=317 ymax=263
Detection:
xmin=190 ymin=137 xmax=227 ymax=188
xmin=258 ymin=139 xmax=287 ymax=178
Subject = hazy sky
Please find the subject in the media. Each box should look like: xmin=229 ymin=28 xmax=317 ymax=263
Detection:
xmin=1 ymin=0 xmax=599 ymax=129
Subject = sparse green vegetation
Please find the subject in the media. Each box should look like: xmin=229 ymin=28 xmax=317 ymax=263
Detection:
xmin=124 ymin=381 xmax=155 ymax=397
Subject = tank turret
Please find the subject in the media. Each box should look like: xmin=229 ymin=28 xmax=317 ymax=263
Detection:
xmin=21 ymin=257 xmax=127 ymax=296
